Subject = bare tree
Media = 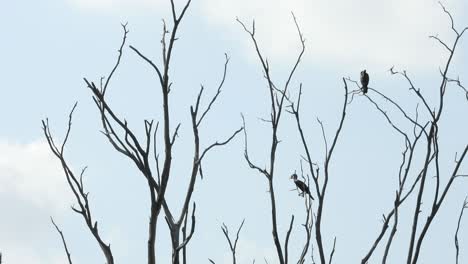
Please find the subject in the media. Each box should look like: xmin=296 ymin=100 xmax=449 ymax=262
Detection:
xmin=237 ymin=13 xmax=305 ymax=264
xmin=288 ymin=78 xmax=347 ymax=264
xmin=358 ymin=3 xmax=468 ymax=264
xmin=40 ymin=2 xmax=468 ymax=264
xmin=234 ymin=3 xmax=467 ymax=264
xmin=44 ymin=0 xmax=241 ymax=263
xmin=237 ymin=11 xmax=349 ymax=264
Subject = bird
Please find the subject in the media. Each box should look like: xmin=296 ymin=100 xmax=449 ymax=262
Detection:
xmin=290 ymin=173 xmax=314 ymax=200
xmin=360 ymin=70 xmax=369 ymax=94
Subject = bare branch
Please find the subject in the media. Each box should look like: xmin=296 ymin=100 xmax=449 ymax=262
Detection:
xmin=199 ymin=127 xmax=243 ymax=162
xmin=284 ymin=215 xmax=294 ymax=264
xmin=242 ymin=115 xmax=270 ymax=178
xmin=176 ymin=203 xmax=196 ymax=251
xmin=297 ymin=194 xmax=314 ymax=264
xmin=102 ymin=24 xmax=129 ymax=96
xmin=221 ymin=219 xmax=246 ymax=264
xmin=389 ymin=67 xmax=434 ymax=119
xmin=382 ymin=192 xmax=400 ymax=264
xmin=42 ymin=106 xmax=114 ymax=264
xmin=197 ymin=54 xmax=230 ymax=127
xmin=439 ymin=1 xmax=458 ymax=35
xmin=328 ymin=237 xmax=337 ymax=264
xmin=455 ymin=197 xmax=468 ymax=264
xmin=129 ymin=45 xmax=164 ymax=86
xmin=170 ymin=123 xmax=182 ymax=146
xmin=51 ymin=217 xmax=73 ymax=264
xmin=411 ymin=145 xmax=468 ymax=264
xmin=429 ymin=35 xmax=452 ymax=53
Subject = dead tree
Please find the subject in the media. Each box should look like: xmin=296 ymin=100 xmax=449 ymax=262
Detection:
xmin=44 ymin=0 xmax=241 ymax=263
xmin=288 ymin=79 xmax=347 ymax=264
xmin=237 ymin=13 xmax=305 ymax=264
xmin=358 ymin=3 xmax=468 ymax=263
xmin=238 ymin=11 xmax=349 ymax=264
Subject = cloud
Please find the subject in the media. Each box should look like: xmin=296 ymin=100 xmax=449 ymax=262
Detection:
xmin=0 ymin=139 xmax=70 ymax=212
xmin=67 ymin=0 xmax=164 ymax=12
xmin=0 ymin=139 xmax=75 ymax=264
xmin=200 ymin=0 xmax=466 ymax=71
xmin=65 ymin=0 xmax=466 ymax=71
xmin=0 ymin=238 xmax=68 ymax=264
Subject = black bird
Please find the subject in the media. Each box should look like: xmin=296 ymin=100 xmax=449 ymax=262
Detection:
xmin=360 ymin=70 xmax=369 ymax=94
xmin=290 ymin=173 xmax=314 ymax=200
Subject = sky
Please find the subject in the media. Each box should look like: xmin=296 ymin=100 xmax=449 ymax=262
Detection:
xmin=0 ymin=0 xmax=467 ymax=263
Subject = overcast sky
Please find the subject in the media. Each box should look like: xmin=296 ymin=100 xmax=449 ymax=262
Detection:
xmin=1 ymin=0 xmax=468 ymax=263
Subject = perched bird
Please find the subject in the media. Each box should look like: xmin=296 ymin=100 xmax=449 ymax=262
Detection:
xmin=360 ymin=70 xmax=369 ymax=94
xmin=290 ymin=173 xmax=314 ymax=200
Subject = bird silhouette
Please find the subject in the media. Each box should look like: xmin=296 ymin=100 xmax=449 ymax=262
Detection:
xmin=290 ymin=173 xmax=314 ymax=200
xmin=360 ymin=70 xmax=369 ymax=94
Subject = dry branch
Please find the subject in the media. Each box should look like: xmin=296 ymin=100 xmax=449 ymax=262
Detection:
xmin=42 ymin=105 xmax=114 ymax=264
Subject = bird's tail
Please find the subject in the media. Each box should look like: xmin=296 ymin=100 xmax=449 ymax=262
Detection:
xmin=308 ymin=192 xmax=314 ymax=200
xmin=362 ymin=86 xmax=368 ymax=94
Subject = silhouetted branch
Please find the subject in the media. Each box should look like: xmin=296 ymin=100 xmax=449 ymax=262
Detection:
xmin=288 ymin=86 xmax=320 ymax=197
xmin=389 ymin=67 xmax=434 ymax=119
xmin=221 ymin=219 xmax=246 ymax=264
xmin=129 ymin=45 xmax=164 ymax=85
xmin=284 ymin=215 xmax=295 ymax=264
xmin=42 ymin=105 xmax=114 ymax=264
xmin=102 ymin=24 xmax=129 ymax=96
xmin=455 ymin=197 xmax=468 ymax=264
xmin=289 ymin=79 xmax=348 ymax=264
xmin=51 ymin=217 xmax=73 ymax=264
xmin=361 ymin=151 xmax=434 ymax=264
xmin=407 ymin=6 xmax=468 ymax=263
xmin=242 ymin=115 xmax=270 ymax=179
xmin=382 ymin=192 xmax=400 ymax=264
xmin=154 ymin=53 xmax=240 ymax=264
xmin=316 ymin=78 xmax=348 ymax=264
xmin=297 ymin=191 xmax=314 ymax=264
xmin=410 ymin=145 xmax=468 ymax=264
xmin=176 ymin=203 xmax=196 ymax=251
xmin=197 ymin=54 xmax=230 ymax=127
xmin=199 ymin=127 xmax=243 ymax=162
xmin=445 ymin=76 xmax=468 ymax=100
xmin=328 ymin=237 xmax=336 ymax=264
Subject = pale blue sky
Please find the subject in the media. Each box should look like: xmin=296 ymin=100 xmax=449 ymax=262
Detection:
xmin=0 ymin=0 xmax=468 ymax=263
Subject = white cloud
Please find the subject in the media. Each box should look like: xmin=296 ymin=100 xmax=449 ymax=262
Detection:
xmin=0 ymin=139 xmax=73 ymax=264
xmin=200 ymin=0 xmax=466 ymax=71
xmin=0 ymin=139 xmax=70 ymax=212
xmin=65 ymin=0 xmax=466 ymax=71
xmin=68 ymin=0 xmax=165 ymax=12
xmin=0 ymin=246 xmax=67 ymax=264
